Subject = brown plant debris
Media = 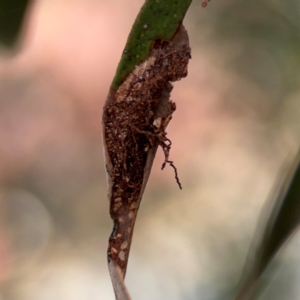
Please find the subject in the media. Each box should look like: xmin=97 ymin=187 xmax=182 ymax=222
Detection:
xmin=201 ymin=0 xmax=211 ymax=8
xmin=102 ymin=25 xmax=191 ymax=278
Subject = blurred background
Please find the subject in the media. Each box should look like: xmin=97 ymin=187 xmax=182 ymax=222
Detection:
xmin=0 ymin=0 xmax=300 ymax=299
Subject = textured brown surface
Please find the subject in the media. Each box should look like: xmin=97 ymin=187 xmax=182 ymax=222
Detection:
xmin=103 ymin=25 xmax=191 ymax=278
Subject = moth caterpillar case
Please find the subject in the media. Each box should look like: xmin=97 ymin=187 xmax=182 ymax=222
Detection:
xmin=102 ymin=25 xmax=191 ymax=278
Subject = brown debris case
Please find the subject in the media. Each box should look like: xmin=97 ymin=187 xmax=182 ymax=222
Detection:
xmin=102 ymin=24 xmax=191 ymax=279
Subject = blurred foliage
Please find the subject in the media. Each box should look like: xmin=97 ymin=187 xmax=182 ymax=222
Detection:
xmin=215 ymin=0 xmax=300 ymax=77
xmin=236 ymin=154 xmax=300 ymax=299
xmin=0 ymin=0 xmax=29 ymax=47
xmin=210 ymin=0 xmax=300 ymax=116
xmin=187 ymin=0 xmax=300 ymax=298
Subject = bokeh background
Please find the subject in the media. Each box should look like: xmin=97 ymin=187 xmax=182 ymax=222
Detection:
xmin=1 ymin=0 xmax=300 ymax=299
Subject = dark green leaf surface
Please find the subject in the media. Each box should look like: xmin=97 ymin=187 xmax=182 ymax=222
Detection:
xmin=111 ymin=0 xmax=192 ymax=89
xmin=0 ymin=0 xmax=29 ymax=47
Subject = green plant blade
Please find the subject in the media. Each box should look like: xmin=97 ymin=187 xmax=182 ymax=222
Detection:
xmin=236 ymin=153 xmax=300 ymax=300
xmin=0 ymin=0 xmax=29 ymax=47
xmin=111 ymin=0 xmax=192 ymax=89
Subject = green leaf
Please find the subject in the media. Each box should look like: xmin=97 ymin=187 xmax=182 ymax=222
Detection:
xmin=0 ymin=0 xmax=30 ymax=47
xmin=236 ymin=153 xmax=300 ymax=299
xmin=111 ymin=0 xmax=192 ymax=89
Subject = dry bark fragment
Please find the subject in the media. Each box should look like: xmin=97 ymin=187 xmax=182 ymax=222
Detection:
xmin=102 ymin=25 xmax=191 ymax=280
